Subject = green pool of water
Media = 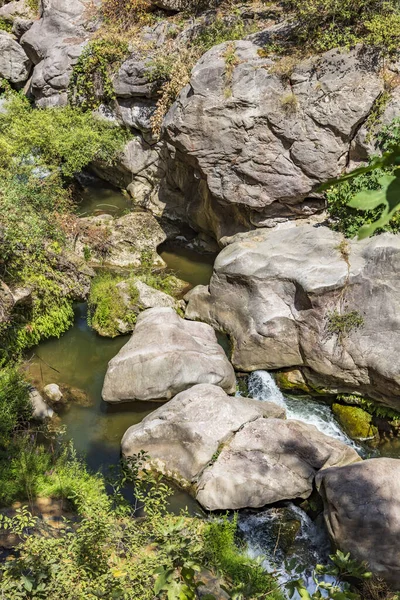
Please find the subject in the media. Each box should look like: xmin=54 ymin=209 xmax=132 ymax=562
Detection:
xmin=75 ymin=181 xmax=133 ymax=218
xmin=24 ymin=246 xmax=216 ymax=513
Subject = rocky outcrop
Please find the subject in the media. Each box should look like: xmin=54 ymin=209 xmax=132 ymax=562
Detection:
xmin=20 ymin=0 xmax=100 ymax=106
xmin=0 ymin=30 xmax=32 ymax=84
xmin=316 ymin=458 xmax=400 ymax=588
xmin=73 ymin=211 xmax=177 ymax=269
xmin=102 ymin=308 xmax=236 ymax=403
xmin=122 ymin=384 xmax=359 ymax=509
xmin=185 ymin=224 xmax=400 ymax=408
xmin=163 ymin=44 xmax=385 ymax=239
xmin=115 ymin=278 xmax=184 ymax=332
xmin=122 ymin=383 xmax=285 ymax=482
xmin=196 ymin=418 xmax=360 ymax=510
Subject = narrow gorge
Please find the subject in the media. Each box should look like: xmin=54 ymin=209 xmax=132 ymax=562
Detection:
xmin=1 ymin=1 xmax=400 ymax=599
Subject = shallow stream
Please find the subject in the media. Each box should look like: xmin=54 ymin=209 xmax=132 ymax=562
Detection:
xmin=22 ymin=183 xmax=400 ymax=594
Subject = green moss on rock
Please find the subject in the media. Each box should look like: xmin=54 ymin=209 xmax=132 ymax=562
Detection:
xmin=332 ymin=403 xmax=379 ymax=440
xmin=275 ymin=369 xmax=312 ymax=394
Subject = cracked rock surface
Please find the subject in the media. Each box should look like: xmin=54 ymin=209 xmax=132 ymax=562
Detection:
xmin=163 ymin=44 xmax=385 ymax=238
xmin=185 ymin=224 xmax=400 ymax=407
xmin=121 ymin=383 xmax=359 ymax=509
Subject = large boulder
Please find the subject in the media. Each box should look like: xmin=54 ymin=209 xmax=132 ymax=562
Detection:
xmin=20 ymin=0 xmax=100 ymax=106
xmin=186 ymin=224 xmax=400 ymax=408
xmin=122 ymin=383 xmax=285 ymax=482
xmin=197 ymin=418 xmax=360 ymax=510
xmin=102 ymin=308 xmax=236 ymax=402
xmin=0 ymin=30 xmax=32 ymax=84
xmin=316 ymin=458 xmax=400 ymax=588
xmin=163 ymin=44 xmax=384 ymax=239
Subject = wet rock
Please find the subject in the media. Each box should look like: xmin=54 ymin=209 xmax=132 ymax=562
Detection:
xmin=43 ymin=383 xmax=63 ymax=403
xmin=316 ymin=458 xmax=400 ymax=588
xmin=275 ymin=369 xmax=312 ymax=394
xmin=185 ymin=225 xmax=400 ymax=409
xmin=332 ymin=404 xmax=378 ymax=441
xmin=29 ymin=388 xmax=54 ymax=420
xmin=103 ymin=308 xmax=236 ymax=403
xmin=122 ymin=383 xmax=285 ymax=482
xmin=196 ymin=419 xmax=360 ymax=511
xmin=0 ymin=30 xmax=32 ymax=84
xmin=164 ymin=44 xmax=384 ymax=239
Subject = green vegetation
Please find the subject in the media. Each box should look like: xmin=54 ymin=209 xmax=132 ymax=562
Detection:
xmin=88 ymin=272 xmax=139 ymax=337
xmin=332 ymin=403 xmax=378 ymax=439
xmin=280 ymin=0 xmax=400 ymax=54
xmin=88 ymin=268 xmax=183 ymax=337
xmin=69 ymin=37 xmax=129 ymax=110
xmin=325 ymin=118 xmax=400 ymax=238
xmin=0 ymin=92 xmax=128 ymax=361
xmin=0 ymin=18 xmax=12 ymax=32
xmin=327 ymin=310 xmax=364 ymax=335
xmin=0 ymin=435 xmax=284 ymax=599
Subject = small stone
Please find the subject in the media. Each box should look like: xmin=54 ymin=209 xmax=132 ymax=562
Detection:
xmin=43 ymin=383 xmax=63 ymax=403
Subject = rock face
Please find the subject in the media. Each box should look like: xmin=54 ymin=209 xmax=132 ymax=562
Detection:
xmin=102 ymin=308 xmax=236 ymax=403
xmin=0 ymin=30 xmax=32 ymax=84
xmin=20 ymin=0 xmax=100 ymax=106
xmin=122 ymin=383 xmax=285 ymax=482
xmin=316 ymin=458 xmax=400 ymax=588
xmin=163 ymin=44 xmax=384 ymax=239
xmin=186 ymin=224 xmax=400 ymax=408
xmin=197 ymin=418 xmax=360 ymax=510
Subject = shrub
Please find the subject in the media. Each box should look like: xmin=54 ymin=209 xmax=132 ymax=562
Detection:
xmin=0 ymin=452 xmax=284 ymax=599
xmin=280 ymin=0 xmax=400 ymax=54
xmin=69 ymin=37 xmax=130 ymax=110
xmin=327 ymin=310 xmax=364 ymax=335
xmin=0 ymin=367 xmax=32 ymax=449
xmin=326 ymin=118 xmax=400 ymax=237
xmin=88 ymin=272 xmax=139 ymax=337
xmin=0 ymin=92 xmax=128 ymax=177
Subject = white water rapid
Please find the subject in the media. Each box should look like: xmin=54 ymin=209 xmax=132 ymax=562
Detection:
xmin=247 ymin=370 xmax=361 ymax=450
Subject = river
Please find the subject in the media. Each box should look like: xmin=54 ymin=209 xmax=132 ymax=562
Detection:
xmin=22 ymin=181 xmax=400 ymax=596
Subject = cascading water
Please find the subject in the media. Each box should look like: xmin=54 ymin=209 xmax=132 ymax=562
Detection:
xmin=240 ymin=370 xmax=363 ymax=597
xmin=247 ymin=370 xmax=361 ymax=450
xmin=238 ymin=503 xmax=334 ymax=598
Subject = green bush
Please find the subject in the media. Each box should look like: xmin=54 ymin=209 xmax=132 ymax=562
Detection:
xmin=69 ymin=37 xmax=129 ymax=110
xmin=0 ymin=92 xmax=129 ymax=177
xmin=0 ymin=452 xmax=284 ymax=600
xmin=88 ymin=272 xmax=139 ymax=337
xmin=280 ymin=0 xmax=400 ymax=53
xmin=0 ymin=367 xmax=32 ymax=449
xmin=326 ymin=118 xmax=400 ymax=237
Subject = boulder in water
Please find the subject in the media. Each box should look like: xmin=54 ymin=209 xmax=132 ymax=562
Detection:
xmin=186 ymin=225 xmax=400 ymax=409
xmin=122 ymin=383 xmax=284 ymax=482
xmin=316 ymin=458 xmax=400 ymax=588
xmin=29 ymin=389 xmax=54 ymax=420
xmin=102 ymin=308 xmax=236 ymax=403
xmin=43 ymin=383 xmax=63 ymax=403
xmin=332 ymin=404 xmax=378 ymax=441
xmin=196 ymin=418 xmax=361 ymax=510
